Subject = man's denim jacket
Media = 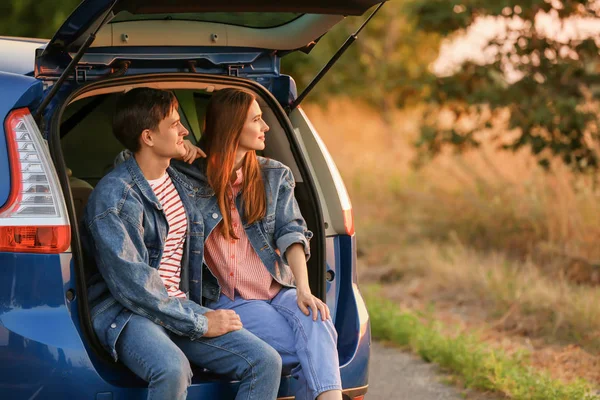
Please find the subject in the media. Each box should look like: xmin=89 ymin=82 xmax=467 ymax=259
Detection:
xmin=82 ymin=156 xmax=210 ymax=361
xmin=172 ymin=156 xmax=314 ymax=303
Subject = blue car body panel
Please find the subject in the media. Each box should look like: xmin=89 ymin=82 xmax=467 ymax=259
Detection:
xmin=0 ymin=243 xmax=368 ymax=398
xmin=0 ymin=253 xmax=108 ymax=398
xmin=330 ymin=235 xmax=370 ymax=387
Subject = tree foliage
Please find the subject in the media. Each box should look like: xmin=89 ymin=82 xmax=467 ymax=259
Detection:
xmin=282 ymin=1 xmax=441 ymax=112
xmin=0 ymin=0 xmax=80 ymax=39
xmin=409 ymin=0 xmax=600 ymax=171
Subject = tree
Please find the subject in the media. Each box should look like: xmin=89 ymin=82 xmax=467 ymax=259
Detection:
xmin=408 ymin=0 xmax=600 ymax=171
xmin=0 ymin=1 xmax=80 ymax=39
xmin=282 ymin=1 xmax=441 ymax=119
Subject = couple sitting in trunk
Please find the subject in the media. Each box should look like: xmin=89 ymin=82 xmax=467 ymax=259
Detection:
xmin=81 ymin=87 xmax=342 ymax=400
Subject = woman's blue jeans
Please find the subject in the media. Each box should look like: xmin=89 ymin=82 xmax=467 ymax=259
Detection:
xmin=207 ymin=288 xmax=342 ymax=400
xmin=115 ymin=313 xmax=282 ymax=400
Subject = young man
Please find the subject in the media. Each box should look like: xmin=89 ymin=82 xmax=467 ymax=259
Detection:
xmin=81 ymin=88 xmax=282 ymax=400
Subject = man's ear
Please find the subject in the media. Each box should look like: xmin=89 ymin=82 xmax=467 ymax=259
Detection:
xmin=140 ymin=129 xmax=153 ymax=147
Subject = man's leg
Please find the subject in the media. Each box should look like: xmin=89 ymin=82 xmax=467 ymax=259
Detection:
xmin=171 ymin=327 xmax=282 ymax=400
xmin=116 ymin=314 xmax=192 ymax=400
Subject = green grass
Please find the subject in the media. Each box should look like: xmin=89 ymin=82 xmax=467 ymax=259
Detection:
xmin=365 ymin=288 xmax=600 ymax=400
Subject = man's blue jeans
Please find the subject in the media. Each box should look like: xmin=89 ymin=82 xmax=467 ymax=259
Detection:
xmin=207 ymin=288 xmax=342 ymax=400
xmin=116 ymin=313 xmax=282 ymax=400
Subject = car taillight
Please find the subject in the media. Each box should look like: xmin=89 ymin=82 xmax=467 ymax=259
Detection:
xmin=0 ymin=108 xmax=70 ymax=253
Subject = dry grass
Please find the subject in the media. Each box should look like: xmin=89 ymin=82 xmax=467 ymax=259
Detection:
xmin=379 ymin=240 xmax=600 ymax=351
xmin=303 ymin=98 xmax=600 ymax=385
xmin=304 ymin=99 xmax=600 ymax=266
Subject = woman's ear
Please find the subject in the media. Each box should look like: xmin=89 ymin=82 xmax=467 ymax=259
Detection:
xmin=140 ymin=129 xmax=153 ymax=147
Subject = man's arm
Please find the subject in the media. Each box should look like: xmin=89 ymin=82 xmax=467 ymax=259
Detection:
xmin=88 ymin=208 xmax=240 ymax=338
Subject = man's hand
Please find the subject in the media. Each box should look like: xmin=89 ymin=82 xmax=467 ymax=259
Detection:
xmin=297 ymin=289 xmax=331 ymax=321
xmin=181 ymin=139 xmax=207 ymax=164
xmin=203 ymin=309 xmax=243 ymax=337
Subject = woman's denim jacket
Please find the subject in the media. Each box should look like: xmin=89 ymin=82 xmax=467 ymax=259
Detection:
xmin=82 ymin=156 xmax=210 ymax=361
xmin=172 ymin=156 xmax=313 ymax=303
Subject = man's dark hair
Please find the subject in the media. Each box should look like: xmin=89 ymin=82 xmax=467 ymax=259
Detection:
xmin=113 ymin=88 xmax=179 ymax=152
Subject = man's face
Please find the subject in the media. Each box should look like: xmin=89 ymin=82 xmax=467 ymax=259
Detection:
xmin=238 ymin=100 xmax=269 ymax=153
xmin=150 ymin=108 xmax=189 ymax=158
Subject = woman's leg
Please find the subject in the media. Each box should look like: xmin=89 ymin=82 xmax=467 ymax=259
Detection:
xmin=207 ymin=294 xmax=316 ymax=398
xmin=207 ymin=294 xmax=300 ymax=371
xmin=270 ymin=288 xmax=342 ymax=400
xmin=208 ymin=291 xmax=342 ymax=399
xmin=116 ymin=314 xmax=192 ymax=400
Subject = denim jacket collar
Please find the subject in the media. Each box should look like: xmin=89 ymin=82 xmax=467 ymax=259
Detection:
xmin=124 ymin=156 xmax=196 ymax=210
xmin=172 ymin=159 xmax=214 ymax=196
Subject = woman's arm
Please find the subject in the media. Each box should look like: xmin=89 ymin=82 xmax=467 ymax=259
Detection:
xmin=273 ymin=167 xmax=313 ymax=264
xmin=286 ymin=243 xmax=330 ymax=321
xmin=274 ymin=166 xmax=329 ymax=320
xmin=181 ymin=139 xmax=206 ymax=163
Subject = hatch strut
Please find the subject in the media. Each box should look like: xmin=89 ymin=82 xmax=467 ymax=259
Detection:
xmin=33 ymin=1 xmax=118 ymax=121
xmin=287 ymin=2 xmax=385 ymax=112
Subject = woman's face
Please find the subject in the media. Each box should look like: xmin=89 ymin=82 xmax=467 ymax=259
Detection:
xmin=238 ymin=100 xmax=269 ymax=153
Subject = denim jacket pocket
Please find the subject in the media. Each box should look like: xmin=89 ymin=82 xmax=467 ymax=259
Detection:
xmin=147 ymin=246 xmax=162 ymax=267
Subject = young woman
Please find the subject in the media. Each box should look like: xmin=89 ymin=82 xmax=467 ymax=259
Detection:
xmin=178 ymin=88 xmax=342 ymax=400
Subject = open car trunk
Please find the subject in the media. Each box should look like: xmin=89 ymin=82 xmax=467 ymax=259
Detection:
xmin=49 ymin=74 xmax=326 ymax=388
xmin=32 ymin=1 xmax=380 ymax=396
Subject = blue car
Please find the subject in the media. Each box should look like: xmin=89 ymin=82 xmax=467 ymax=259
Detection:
xmin=0 ymin=1 xmax=381 ymax=398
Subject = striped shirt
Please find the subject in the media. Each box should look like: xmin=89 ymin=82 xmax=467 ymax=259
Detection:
xmin=148 ymin=173 xmax=187 ymax=299
xmin=205 ymin=168 xmax=282 ymax=301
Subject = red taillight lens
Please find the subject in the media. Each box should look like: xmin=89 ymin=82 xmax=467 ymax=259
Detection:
xmin=343 ymin=207 xmax=355 ymax=236
xmin=0 ymin=226 xmax=70 ymax=253
xmin=353 ymin=396 xmax=365 ymax=400
xmin=0 ymin=108 xmax=70 ymax=253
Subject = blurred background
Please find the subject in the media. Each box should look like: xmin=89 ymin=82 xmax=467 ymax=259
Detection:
xmin=5 ymin=0 xmax=600 ymax=394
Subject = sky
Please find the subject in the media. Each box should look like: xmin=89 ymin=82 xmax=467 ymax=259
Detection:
xmin=432 ymin=3 xmax=600 ymax=82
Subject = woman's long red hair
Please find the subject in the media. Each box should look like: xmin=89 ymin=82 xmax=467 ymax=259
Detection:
xmin=201 ymin=89 xmax=266 ymax=239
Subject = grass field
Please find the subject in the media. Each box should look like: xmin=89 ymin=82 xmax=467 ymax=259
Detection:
xmin=304 ymin=99 xmax=600 ymax=389
xmin=366 ymin=291 xmax=599 ymax=400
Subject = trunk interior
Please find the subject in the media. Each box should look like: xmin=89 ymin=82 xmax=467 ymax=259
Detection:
xmin=49 ymin=74 xmax=325 ymax=381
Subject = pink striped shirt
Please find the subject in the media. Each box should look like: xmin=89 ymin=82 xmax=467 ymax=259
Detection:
xmin=205 ymin=168 xmax=282 ymax=300
xmin=148 ymin=173 xmax=187 ymax=299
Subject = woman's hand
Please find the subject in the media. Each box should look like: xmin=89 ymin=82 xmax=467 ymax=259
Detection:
xmin=297 ymin=288 xmax=331 ymax=321
xmin=181 ymin=139 xmax=207 ymax=164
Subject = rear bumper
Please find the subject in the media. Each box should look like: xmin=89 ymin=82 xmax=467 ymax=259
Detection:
xmin=277 ymin=384 xmax=368 ymax=400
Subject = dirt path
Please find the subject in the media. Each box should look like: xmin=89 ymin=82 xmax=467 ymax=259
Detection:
xmin=367 ymin=341 xmax=501 ymax=400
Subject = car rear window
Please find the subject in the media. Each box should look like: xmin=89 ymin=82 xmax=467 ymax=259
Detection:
xmin=110 ymin=12 xmax=303 ymax=28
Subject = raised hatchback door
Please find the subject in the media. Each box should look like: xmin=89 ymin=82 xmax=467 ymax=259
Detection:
xmin=34 ymin=0 xmax=384 ymax=114
xmin=41 ymin=0 xmax=381 ymax=58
